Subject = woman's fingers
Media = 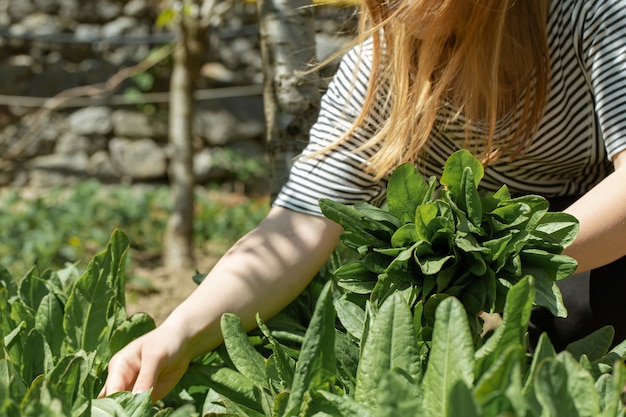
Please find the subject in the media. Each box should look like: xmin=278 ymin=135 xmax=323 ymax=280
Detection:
xmin=99 ymin=331 xmax=190 ymax=402
xmin=98 ymin=352 xmax=140 ymax=397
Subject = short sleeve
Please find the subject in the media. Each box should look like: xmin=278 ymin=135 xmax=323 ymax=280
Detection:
xmin=578 ymin=0 xmax=626 ymax=159
xmin=272 ymin=41 xmax=388 ymax=216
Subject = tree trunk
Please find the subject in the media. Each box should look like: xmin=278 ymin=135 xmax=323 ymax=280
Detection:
xmin=257 ymin=0 xmax=320 ymax=200
xmin=163 ymin=18 xmax=207 ymax=270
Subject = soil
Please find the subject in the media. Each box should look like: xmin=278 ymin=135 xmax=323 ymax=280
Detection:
xmin=122 ymin=190 xmax=258 ymax=325
xmin=124 ymin=248 xmax=226 ymax=326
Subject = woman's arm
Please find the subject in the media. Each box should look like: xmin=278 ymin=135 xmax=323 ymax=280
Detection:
xmin=563 ymin=149 xmax=626 ymax=272
xmin=100 ymin=206 xmax=344 ymax=400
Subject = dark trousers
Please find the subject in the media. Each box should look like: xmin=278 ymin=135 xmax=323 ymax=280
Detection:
xmin=528 ymin=258 xmax=626 ymax=351
xmin=527 ymin=195 xmax=626 ymax=351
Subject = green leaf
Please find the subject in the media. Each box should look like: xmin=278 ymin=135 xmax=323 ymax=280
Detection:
xmin=440 ymin=150 xmax=484 ymax=199
xmin=535 ymin=352 xmax=601 ymax=417
xmin=480 ymin=185 xmax=511 ymax=212
xmin=459 ymin=166 xmax=482 ymax=226
xmin=201 ymin=388 xmax=231 ymax=415
xmin=18 ymin=267 xmax=49 ymax=312
xmin=62 ymin=266 xmax=110 ymax=356
xmin=63 ymin=231 xmax=130 ymax=357
xmin=109 ymin=313 xmax=156 ymax=356
xmin=319 ymin=199 xmax=389 ymax=248
xmin=205 ymin=366 xmax=265 ymax=416
xmin=334 ymin=329 xmax=360 ymax=394
xmin=106 ymin=230 xmax=131 ymax=309
xmin=435 ymin=265 xmax=458 ymax=293
xmin=0 ymin=265 xmax=18 ymax=297
xmin=16 ymin=329 xmax=44 ymax=387
xmin=220 ymin=313 xmax=268 ymax=388
xmin=447 ymin=381 xmax=480 ymax=417
xmin=354 ymin=202 xmax=400 ymax=228
xmin=363 ymin=251 xmax=392 ymax=274
xmin=375 ymin=370 xmax=423 ymax=416
xmin=520 ymin=249 xmax=578 ymax=281
xmin=1 ymin=291 xmax=26 ymax=375
xmin=19 ymin=376 xmax=64 ymax=417
xmin=422 ymin=297 xmax=475 ymax=417
xmin=457 ymin=275 xmax=488 ymax=315
xmin=489 ymin=202 xmax=532 ymax=232
xmin=35 ymin=294 xmax=65 ymax=360
xmin=91 ymin=391 xmax=153 ymax=417
xmin=415 ymin=203 xmax=439 ymax=243
xmin=423 ymin=293 xmax=450 ymax=325
xmin=386 ymin=163 xmax=430 ymax=223
xmin=482 ymin=234 xmax=513 ymax=263
xmin=417 ymin=254 xmax=455 ymax=276
xmin=0 ymin=358 xmax=27 ymax=404
xmin=162 ymin=404 xmax=198 ymax=417
xmin=10 ymin=300 xmax=35 ymax=340
xmin=511 ymin=195 xmax=550 ymax=230
xmin=534 ymin=212 xmax=579 ymax=248
xmin=390 ymin=224 xmax=420 ymax=248
xmin=335 ymin=295 xmax=366 ymax=341
xmin=283 ymin=281 xmax=336 ymax=416
xmin=596 ymin=361 xmax=626 ymax=417
xmin=503 ymin=362 xmax=527 ymax=417
xmin=47 ymin=352 xmax=92 ymax=417
xmin=533 ymin=279 xmax=567 ymax=318
xmin=310 ymin=391 xmax=375 ymax=417
xmin=522 ymin=333 xmax=557 ymax=416
xmin=256 ymin=315 xmax=295 ymax=389
xmin=591 ymin=338 xmax=626 ymax=378
xmin=565 ymin=326 xmax=614 ymax=363
xmin=473 ymin=345 xmax=525 ymax=405
xmin=371 ymin=268 xmax=413 ymax=310
xmin=355 ymin=293 xmax=422 ymax=405
xmin=334 ymin=262 xmax=377 ymax=294
xmin=475 ymin=276 xmax=534 ymax=375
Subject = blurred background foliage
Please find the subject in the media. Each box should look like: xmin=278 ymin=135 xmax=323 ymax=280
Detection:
xmin=0 ymin=180 xmax=269 ymax=279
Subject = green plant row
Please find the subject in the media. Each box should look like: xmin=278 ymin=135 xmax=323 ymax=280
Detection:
xmin=2 ymin=229 xmax=625 ymax=416
xmin=211 ymin=277 xmax=626 ymax=417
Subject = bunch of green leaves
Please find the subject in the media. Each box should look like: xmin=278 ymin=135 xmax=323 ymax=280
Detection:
xmin=319 ymin=150 xmax=579 ymax=337
xmin=0 ymin=230 xmax=159 ymax=417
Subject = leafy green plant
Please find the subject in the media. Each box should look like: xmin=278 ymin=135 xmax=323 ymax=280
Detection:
xmin=204 ymin=277 xmax=626 ymax=417
xmin=320 ymin=150 xmax=578 ymax=338
xmin=0 ymin=230 xmax=158 ymax=416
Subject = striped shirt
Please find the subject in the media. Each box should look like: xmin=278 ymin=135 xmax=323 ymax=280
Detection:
xmin=273 ymin=0 xmax=626 ymax=216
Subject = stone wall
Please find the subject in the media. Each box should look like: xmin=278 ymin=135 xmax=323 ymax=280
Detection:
xmin=0 ymin=0 xmax=357 ymax=192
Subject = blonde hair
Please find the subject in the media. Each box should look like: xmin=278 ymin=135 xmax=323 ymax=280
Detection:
xmin=324 ymin=0 xmax=550 ymax=180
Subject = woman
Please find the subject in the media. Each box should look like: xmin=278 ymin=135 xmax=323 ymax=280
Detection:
xmin=100 ymin=0 xmax=626 ymax=400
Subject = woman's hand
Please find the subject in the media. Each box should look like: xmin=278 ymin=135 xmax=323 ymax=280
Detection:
xmin=99 ymin=323 xmax=193 ymax=401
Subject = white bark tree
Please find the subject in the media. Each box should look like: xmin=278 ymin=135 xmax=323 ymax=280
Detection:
xmin=257 ymin=0 xmax=320 ymax=200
